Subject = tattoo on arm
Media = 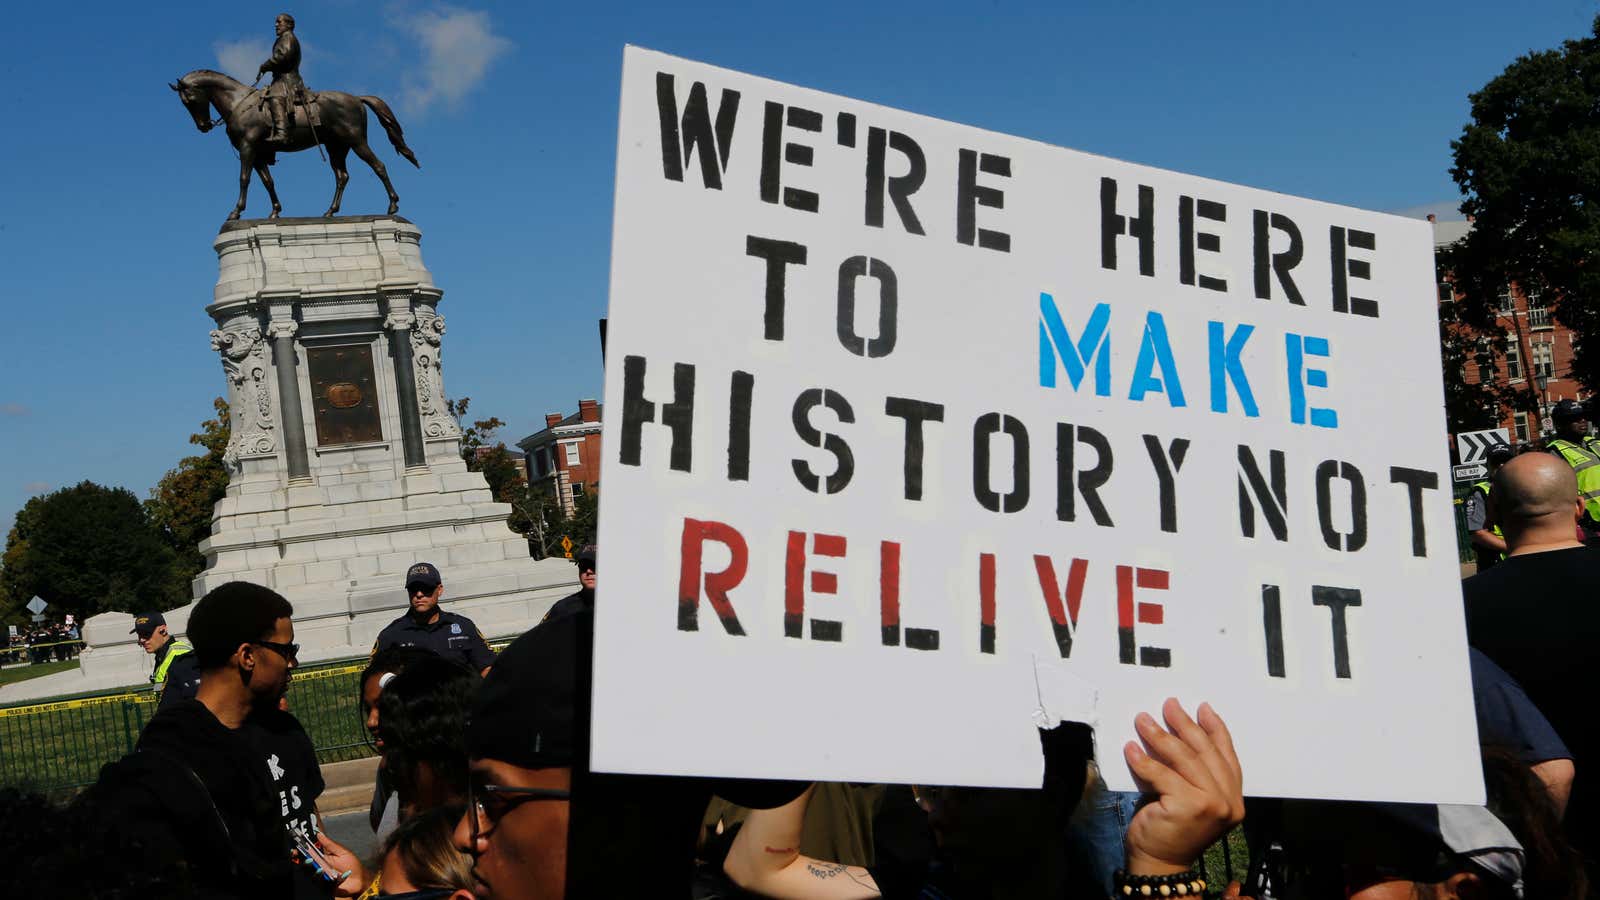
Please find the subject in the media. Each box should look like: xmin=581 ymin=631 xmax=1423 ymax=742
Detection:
xmin=804 ymin=862 xmax=874 ymax=888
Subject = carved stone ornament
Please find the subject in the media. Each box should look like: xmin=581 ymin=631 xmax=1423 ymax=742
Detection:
xmin=411 ymin=314 xmax=460 ymax=437
xmin=266 ymin=319 xmax=299 ymax=340
xmin=209 ymin=326 xmax=277 ymax=468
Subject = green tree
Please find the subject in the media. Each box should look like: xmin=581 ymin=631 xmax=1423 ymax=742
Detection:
xmin=517 ymin=490 xmax=598 ymax=561
xmin=516 ymin=488 xmax=569 ymax=559
xmin=0 ymin=482 xmax=185 ymax=622
xmin=146 ymin=398 xmax=232 ymax=592
xmin=448 ymin=397 xmax=532 ymax=532
xmin=565 ymin=491 xmax=599 ymax=548
xmin=1435 ymin=292 xmax=1515 ymax=435
xmin=1448 ymin=16 xmax=1600 ymax=392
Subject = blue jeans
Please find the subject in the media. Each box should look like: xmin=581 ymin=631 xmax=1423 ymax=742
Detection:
xmin=1065 ymin=768 xmax=1141 ymax=899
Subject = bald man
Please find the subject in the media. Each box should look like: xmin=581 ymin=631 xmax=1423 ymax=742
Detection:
xmin=1465 ymin=452 xmax=1600 ymax=855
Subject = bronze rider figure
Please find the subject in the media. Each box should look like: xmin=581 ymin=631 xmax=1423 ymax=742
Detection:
xmin=257 ymin=13 xmax=303 ymax=145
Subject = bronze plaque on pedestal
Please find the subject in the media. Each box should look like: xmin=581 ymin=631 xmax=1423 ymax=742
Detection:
xmin=307 ymin=345 xmax=384 ymax=446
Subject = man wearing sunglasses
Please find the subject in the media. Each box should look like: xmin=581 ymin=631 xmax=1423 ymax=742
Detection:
xmin=131 ymin=581 xmax=360 ymax=898
xmin=373 ymin=562 xmax=495 ymax=677
xmin=542 ymin=544 xmax=597 ymax=624
xmin=455 ymin=602 xmax=805 ymax=899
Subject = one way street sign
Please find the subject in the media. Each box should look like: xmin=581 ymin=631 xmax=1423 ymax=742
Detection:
xmin=1457 ymin=428 xmax=1511 ymax=464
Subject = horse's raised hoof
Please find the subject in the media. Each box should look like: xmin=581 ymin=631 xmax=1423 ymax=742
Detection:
xmin=387 ymin=202 xmax=399 ymax=215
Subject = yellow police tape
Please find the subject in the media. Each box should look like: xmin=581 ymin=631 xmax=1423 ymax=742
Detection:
xmin=287 ymin=662 xmax=365 ymax=684
xmin=0 ymin=691 xmax=155 ymax=719
xmin=4 ymin=639 xmax=84 ymax=651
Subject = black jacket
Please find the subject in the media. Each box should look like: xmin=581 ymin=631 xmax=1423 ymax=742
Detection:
xmin=116 ymin=701 xmax=303 ymax=897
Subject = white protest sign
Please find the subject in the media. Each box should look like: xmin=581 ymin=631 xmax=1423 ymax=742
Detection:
xmin=593 ymin=47 xmax=1482 ymax=803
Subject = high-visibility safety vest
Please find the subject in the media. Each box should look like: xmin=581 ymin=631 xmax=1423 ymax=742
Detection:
xmin=1470 ymin=481 xmax=1505 ymax=537
xmin=1548 ymin=437 xmax=1600 ymax=521
xmin=151 ymin=638 xmax=194 ymax=686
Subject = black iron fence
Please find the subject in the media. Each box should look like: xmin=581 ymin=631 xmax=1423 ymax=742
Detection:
xmin=0 ymin=654 xmax=374 ymax=795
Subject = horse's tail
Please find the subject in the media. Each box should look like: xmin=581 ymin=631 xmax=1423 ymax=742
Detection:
xmin=361 ymin=96 xmax=420 ymax=168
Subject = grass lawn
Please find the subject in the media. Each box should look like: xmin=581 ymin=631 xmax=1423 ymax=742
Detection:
xmin=1202 ymin=826 xmax=1251 ymax=887
xmin=0 ymin=658 xmax=79 ymax=687
xmin=0 ymin=656 xmax=374 ymax=796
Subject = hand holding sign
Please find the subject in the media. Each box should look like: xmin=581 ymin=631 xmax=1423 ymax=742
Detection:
xmin=1123 ymin=699 xmax=1245 ymax=876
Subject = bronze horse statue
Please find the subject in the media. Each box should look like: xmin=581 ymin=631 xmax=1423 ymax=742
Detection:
xmin=171 ymin=69 xmax=419 ymax=221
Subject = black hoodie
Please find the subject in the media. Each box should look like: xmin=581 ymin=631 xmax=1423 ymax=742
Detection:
xmin=120 ymin=699 xmax=323 ymax=898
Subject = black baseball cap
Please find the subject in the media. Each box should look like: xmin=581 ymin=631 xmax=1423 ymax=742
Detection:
xmin=404 ymin=562 xmax=442 ymax=592
xmin=576 ymin=544 xmax=597 ymax=568
xmin=466 ymin=608 xmax=588 ymax=769
xmin=130 ymin=612 xmax=166 ymax=637
xmin=1553 ymin=398 xmax=1587 ymax=425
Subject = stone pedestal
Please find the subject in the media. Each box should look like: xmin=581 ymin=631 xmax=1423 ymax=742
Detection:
xmin=1 ymin=217 xmax=572 ymax=702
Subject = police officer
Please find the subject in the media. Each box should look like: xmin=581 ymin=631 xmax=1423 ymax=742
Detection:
xmin=1465 ymin=444 xmax=1516 ymax=571
xmin=1545 ymin=399 xmax=1600 ymax=542
xmin=132 ymin=611 xmax=201 ymax=708
xmin=543 ymin=544 xmax=596 ymax=623
xmin=371 ymin=562 xmax=494 ymax=675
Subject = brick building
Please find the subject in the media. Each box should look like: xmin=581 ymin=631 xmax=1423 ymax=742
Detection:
xmin=1435 ymin=216 xmax=1586 ymax=444
xmin=517 ymin=399 xmax=602 ymax=515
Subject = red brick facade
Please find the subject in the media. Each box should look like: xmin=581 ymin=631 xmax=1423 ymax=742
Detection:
xmin=517 ymin=399 xmax=602 ymax=515
xmin=1435 ymin=217 xmax=1586 ymax=444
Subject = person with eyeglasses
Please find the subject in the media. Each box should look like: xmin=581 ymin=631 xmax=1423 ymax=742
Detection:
xmin=373 ymin=562 xmax=495 ymax=677
xmin=131 ymin=581 xmax=367 ymax=898
xmin=454 ymin=603 xmax=806 ymax=899
xmin=541 ymin=544 xmax=597 ymax=624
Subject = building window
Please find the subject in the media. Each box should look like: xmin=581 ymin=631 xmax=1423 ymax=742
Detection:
xmin=1438 ymin=282 xmax=1455 ymax=303
xmin=571 ymin=482 xmax=585 ymax=497
xmin=1528 ymin=289 xmax=1551 ymax=328
xmin=1514 ymin=412 xmax=1530 ymax=443
xmin=1475 ymin=348 xmax=1495 ymax=383
xmin=1505 ymin=343 xmax=1522 ymax=380
xmin=1498 ymin=285 xmax=1515 ymax=313
xmin=532 ymin=448 xmax=549 ymax=477
xmin=1534 ymin=341 xmax=1554 ymax=379
xmin=565 ymin=442 xmax=580 ymax=465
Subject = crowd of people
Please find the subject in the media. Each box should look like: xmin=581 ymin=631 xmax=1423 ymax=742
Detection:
xmin=2 ymin=620 xmax=82 ymax=666
xmin=1467 ymin=398 xmax=1600 ymax=570
xmin=3 ymin=406 xmax=1600 ymax=898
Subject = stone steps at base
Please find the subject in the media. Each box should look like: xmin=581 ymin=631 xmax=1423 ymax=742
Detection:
xmin=319 ymin=756 xmax=381 ymax=817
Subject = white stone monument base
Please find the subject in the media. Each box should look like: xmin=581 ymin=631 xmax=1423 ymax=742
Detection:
xmin=0 ymin=557 xmax=576 ymax=703
xmin=0 ymin=215 xmax=579 ymax=703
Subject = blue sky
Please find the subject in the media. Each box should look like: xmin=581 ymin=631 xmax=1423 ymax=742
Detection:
xmin=0 ymin=0 xmax=1594 ymax=533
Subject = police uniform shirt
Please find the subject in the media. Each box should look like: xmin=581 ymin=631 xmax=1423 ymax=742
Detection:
xmin=157 ymin=652 xmax=202 ymax=709
xmin=372 ymin=610 xmax=494 ymax=670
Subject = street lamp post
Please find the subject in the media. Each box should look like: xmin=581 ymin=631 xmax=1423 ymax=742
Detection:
xmin=1536 ymin=372 xmax=1551 ymax=438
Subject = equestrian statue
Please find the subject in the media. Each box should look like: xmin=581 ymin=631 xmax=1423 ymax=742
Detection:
xmin=170 ymin=13 xmax=420 ymax=222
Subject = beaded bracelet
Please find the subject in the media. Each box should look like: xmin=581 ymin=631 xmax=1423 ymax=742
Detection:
xmin=1113 ymin=868 xmax=1206 ymax=898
